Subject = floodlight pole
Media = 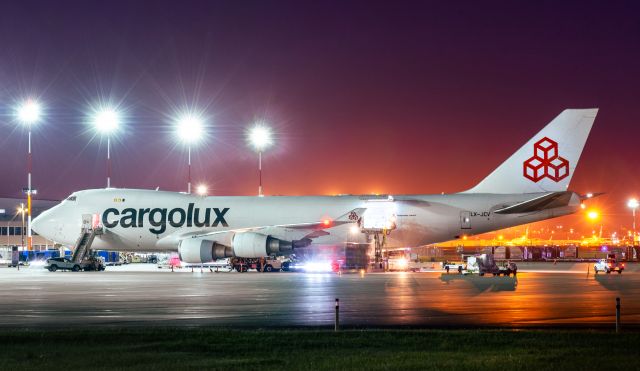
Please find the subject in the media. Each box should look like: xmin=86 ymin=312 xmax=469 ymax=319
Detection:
xmin=188 ymin=145 xmax=192 ymax=194
xmin=107 ymin=136 xmax=111 ymax=188
xmin=258 ymin=150 xmax=263 ymax=197
xmin=632 ymin=207 xmax=636 ymax=247
xmin=20 ymin=203 xmax=25 ymax=250
xmin=27 ymin=128 xmax=32 ymax=251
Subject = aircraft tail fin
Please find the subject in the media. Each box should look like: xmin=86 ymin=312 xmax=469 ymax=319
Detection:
xmin=464 ymin=108 xmax=598 ymax=194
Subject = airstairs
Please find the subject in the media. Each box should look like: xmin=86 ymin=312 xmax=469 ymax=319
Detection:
xmin=71 ymin=214 xmax=103 ymax=263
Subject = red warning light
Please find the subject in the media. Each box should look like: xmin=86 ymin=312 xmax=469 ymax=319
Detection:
xmin=323 ymin=219 xmax=331 ymax=226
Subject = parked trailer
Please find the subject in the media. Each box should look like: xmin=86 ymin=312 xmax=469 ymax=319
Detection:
xmin=183 ymin=259 xmax=234 ymax=271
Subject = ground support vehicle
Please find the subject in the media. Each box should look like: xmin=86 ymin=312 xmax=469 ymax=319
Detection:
xmin=157 ymin=256 xmax=182 ymax=269
xmin=227 ymin=257 xmax=289 ymax=272
xmin=255 ymin=257 xmax=284 ymax=272
xmin=594 ymin=254 xmax=624 ymax=274
xmin=231 ymin=257 xmax=285 ymax=272
xmin=443 ymin=262 xmax=465 ymax=274
xmin=82 ymin=256 xmax=106 ymax=271
xmin=465 ymin=254 xmax=516 ymax=276
xmin=45 ymin=256 xmax=105 ymax=272
xmin=503 ymin=261 xmax=518 ymax=276
xmin=231 ymin=258 xmax=250 ymax=272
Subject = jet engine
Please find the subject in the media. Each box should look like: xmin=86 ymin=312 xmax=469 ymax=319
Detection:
xmin=178 ymin=232 xmax=294 ymax=263
xmin=178 ymin=238 xmax=234 ymax=264
xmin=232 ymin=232 xmax=293 ymax=258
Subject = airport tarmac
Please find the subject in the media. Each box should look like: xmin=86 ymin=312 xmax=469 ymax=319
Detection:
xmin=1 ymin=264 xmax=639 ymax=328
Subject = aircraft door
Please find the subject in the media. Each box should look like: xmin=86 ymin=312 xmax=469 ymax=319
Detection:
xmin=460 ymin=211 xmax=471 ymax=229
xmin=81 ymin=214 xmax=93 ymax=230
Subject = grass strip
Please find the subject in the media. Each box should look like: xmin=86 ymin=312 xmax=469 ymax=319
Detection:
xmin=0 ymin=328 xmax=638 ymax=370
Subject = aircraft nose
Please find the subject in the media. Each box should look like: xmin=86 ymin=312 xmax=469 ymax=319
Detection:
xmin=31 ymin=212 xmax=46 ymax=236
xmin=32 ymin=209 xmax=56 ymax=240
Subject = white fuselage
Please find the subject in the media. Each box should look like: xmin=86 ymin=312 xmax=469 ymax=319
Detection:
xmin=32 ymin=188 xmax=581 ymax=253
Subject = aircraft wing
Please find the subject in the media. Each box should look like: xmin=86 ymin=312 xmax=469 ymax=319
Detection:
xmin=159 ymin=207 xmax=366 ymax=246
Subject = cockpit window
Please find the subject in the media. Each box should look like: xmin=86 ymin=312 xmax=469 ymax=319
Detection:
xmin=66 ymin=196 xmax=77 ymax=201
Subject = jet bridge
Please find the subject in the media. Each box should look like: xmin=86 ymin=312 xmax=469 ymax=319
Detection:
xmin=71 ymin=214 xmax=103 ymax=263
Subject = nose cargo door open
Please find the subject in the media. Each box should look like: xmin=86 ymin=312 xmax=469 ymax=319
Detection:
xmin=360 ymin=197 xmax=397 ymax=264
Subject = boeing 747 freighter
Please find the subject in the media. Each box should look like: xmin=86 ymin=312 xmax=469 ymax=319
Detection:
xmin=32 ymin=109 xmax=598 ymax=264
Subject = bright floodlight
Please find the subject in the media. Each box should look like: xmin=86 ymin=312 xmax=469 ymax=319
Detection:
xmin=93 ymin=108 xmax=120 ymax=134
xmin=16 ymin=99 xmax=42 ymax=124
xmin=176 ymin=114 xmax=204 ymax=143
xmin=628 ymin=198 xmax=639 ymax=209
xmin=249 ymin=124 xmax=272 ymax=151
xmin=196 ymin=184 xmax=208 ymax=196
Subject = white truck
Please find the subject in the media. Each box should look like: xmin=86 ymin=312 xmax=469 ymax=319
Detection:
xmin=594 ymin=254 xmax=624 ymax=274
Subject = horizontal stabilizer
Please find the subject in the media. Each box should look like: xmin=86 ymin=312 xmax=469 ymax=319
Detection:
xmin=493 ymin=192 xmax=575 ymax=214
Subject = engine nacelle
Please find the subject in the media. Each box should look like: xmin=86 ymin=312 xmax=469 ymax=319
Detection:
xmin=178 ymin=238 xmax=234 ymax=263
xmin=232 ymin=232 xmax=292 ymax=258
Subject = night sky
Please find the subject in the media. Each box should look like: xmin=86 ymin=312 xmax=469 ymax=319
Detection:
xmin=0 ymin=1 xmax=638 ymax=235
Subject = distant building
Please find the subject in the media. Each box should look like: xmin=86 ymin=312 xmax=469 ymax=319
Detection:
xmin=0 ymin=197 xmax=58 ymax=250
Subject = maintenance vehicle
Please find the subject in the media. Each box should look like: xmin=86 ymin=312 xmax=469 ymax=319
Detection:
xmin=594 ymin=254 xmax=624 ymax=274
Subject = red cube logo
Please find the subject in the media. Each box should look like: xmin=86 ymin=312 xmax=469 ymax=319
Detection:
xmin=547 ymin=156 xmax=569 ymax=182
xmin=522 ymin=137 xmax=570 ymax=183
xmin=534 ymin=137 xmax=558 ymax=161
xmin=523 ymin=157 xmax=545 ymax=182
